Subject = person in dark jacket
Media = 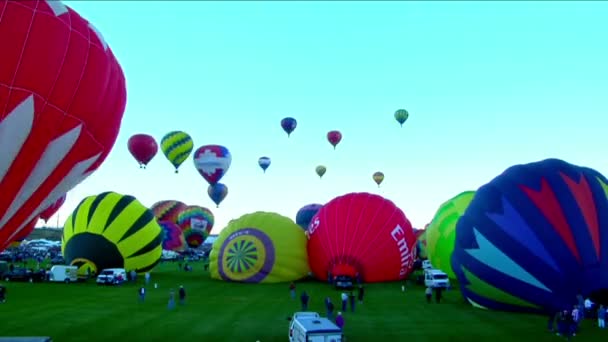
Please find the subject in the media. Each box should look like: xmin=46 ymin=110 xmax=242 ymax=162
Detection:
xmin=0 ymin=285 xmax=6 ymax=303
xmin=348 ymin=291 xmax=356 ymax=312
xmin=300 ymin=291 xmax=309 ymax=311
xmin=327 ymin=300 xmax=335 ymax=321
xmin=357 ymin=285 xmax=365 ymax=304
xmin=178 ymin=285 xmax=186 ymax=305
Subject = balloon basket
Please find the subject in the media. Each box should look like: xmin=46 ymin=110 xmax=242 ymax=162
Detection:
xmin=175 ymin=170 xmax=179 ymax=174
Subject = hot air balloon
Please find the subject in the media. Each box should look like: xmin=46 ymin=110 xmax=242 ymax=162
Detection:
xmin=39 ymin=194 xmax=67 ymax=223
xmin=0 ymin=1 xmax=127 ymax=248
xmin=62 ymin=192 xmax=162 ymax=276
xmin=426 ymin=191 xmax=475 ymax=279
xmin=451 ymin=158 xmax=608 ymax=314
xmin=150 ymin=200 xmax=187 ymax=225
xmin=160 ymin=131 xmax=193 ymax=173
xmin=394 ymin=109 xmax=409 ymax=127
xmin=280 ymin=117 xmax=297 ymax=137
xmin=127 ymin=134 xmax=158 ymax=169
xmin=295 ymin=204 xmax=323 ymax=231
xmin=208 ymin=183 xmax=228 ymax=208
xmin=307 ymin=192 xmax=417 ymax=283
xmin=159 ymin=221 xmax=187 ymax=252
xmin=327 ymin=131 xmax=342 ymax=150
xmin=210 ymin=211 xmax=309 ymax=283
xmin=315 ymin=165 xmax=327 ymax=179
xmin=373 ymin=172 xmax=385 ymax=187
xmin=258 ymin=157 xmax=271 ymax=173
xmin=177 ymin=205 xmax=214 ymax=247
xmin=193 ymin=145 xmax=232 ymax=185
xmin=6 ymin=217 xmax=38 ymax=250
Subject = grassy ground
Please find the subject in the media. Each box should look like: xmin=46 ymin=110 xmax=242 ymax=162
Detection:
xmin=0 ymin=261 xmax=604 ymax=342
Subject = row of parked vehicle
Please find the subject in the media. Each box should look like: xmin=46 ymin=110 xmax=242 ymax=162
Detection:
xmin=0 ymin=261 xmax=129 ymax=286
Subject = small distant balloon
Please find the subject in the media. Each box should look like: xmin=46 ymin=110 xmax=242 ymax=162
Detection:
xmin=258 ymin=157 xmax=271 ymax=173
xmin=394 ymin=109 xmax=409 ymax=127
xmin=315 ymin=165 xmax=327 ymax=179
xmin=128 ymin=134 xmax=158 ymax=169
xmin=281 ymin=117 xmax=297 ymax=137
xmin=208 ymin=183 xmax=228 ymax=208
xmin=327 ymin=130 xmax=342 ymax=149
xmin=373 ymin=172 xmax=384 ymax=187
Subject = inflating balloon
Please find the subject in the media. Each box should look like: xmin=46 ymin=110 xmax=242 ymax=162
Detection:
xmin=373 ymin=172 xmax=385 ymax=187
xmin=39 ymin=194 xmax=67 ymax=223
xmin=150 ymin=200 xmax=187 ymax=225
xmin=394 ymin=109 xmax=409 ymax=127
xmin=295 ymin=204 xmax=323 ymax=231
xmin=327 ymin=131 xmax=342 ymax=150
xmin=280 ymin=117 xmax=297 ymax=137
xmin=258 ymin=157 xmax=271 ymax=173
xmin=128 ymin=134 xmax=158 ymax=169
xmin=452 ymin=159 xmax=608 ymax=313
xmin=160 ymin=131 xmax=193 ymax=173
xmin=194 ymin=145 xmax=232 ymax=185
xmin=159 ymin=221 xmax=187 ymax=252
xmin=426 ymin=191 xmax=475 ymax=279
xmin=210 ymin=211 xmax=309 ymax=283
xmin=62 ymin=192 xmax=162 ymax=275
xmin=177 ymin=205 xmax=214 ymax=247
xmin=0 ymin=1 xmax=127 ymax=248
xmin=315 ymin=165 xmax=327 ymax=179
xmin=6 ymin=217 xmax=38 ymax=250
xmin=208 ymin=183 xmax=228 ymax=208
xmin=307 ymin=192 xmax=417 ymax=283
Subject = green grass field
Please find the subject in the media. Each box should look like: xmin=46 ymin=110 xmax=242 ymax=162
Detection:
xmin=0 ymin=261 xmax=603 ymax=342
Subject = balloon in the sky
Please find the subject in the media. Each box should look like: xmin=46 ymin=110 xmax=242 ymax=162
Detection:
xmin=210 ymin=211 xmax=309 ymax=283
xmin=307 ymin=192 xmax=417 ymax=283
xmin=315 ymin=165 xmax=327 ymax=179
xmin=373 ymin=172 xmax=385 ymax=187
xmin=258 ymin=157 xmax=271 ymax=173
xmin=177 ymin=205 xmax=214 ymax=247
xmin=208 ymin=183 xmax=228 ymax=208
xmin=327 ymin=130 xmax=342 ymax=150
xmin=426 ymin=191 xmax=475 ymax=279
xmin=280 ymin=117 xmax=297 ymax=137
xmin=160 ymin=131 xmax=193 ymax=173
xmin=62 ymin=192 xmax=162 ymax=275
xmin=127 ymin=134 xmax=158 ymax=169
xmin=0 ymin=1 xmax=127 ymax=248
xmin=193 ymin=145 xmax=232 ymax=185
xmin=295 ymin=204 xmax=323 ymax=231
xmin=39 ymin=194 xmax=67 ymax=223
xmin=394 ymin=109 xmax=409 ymax=127
xmin=150 ymin=200 xmax=187 ymax=225
xmin=452 ymin=159 xmax=608 ymax=313
xmin=159 ymin=221 xmax=186 ymax=252
xmin=6 ymin=217 xmax=38 ymax=250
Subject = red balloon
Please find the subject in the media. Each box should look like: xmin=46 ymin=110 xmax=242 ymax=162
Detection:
xmin=128 ymin=134 xmax=158 ymax=168
xmin=327 ymin=130 xmax=342 ymax=149
xmin=5 ymin=216 xmax=38 ymax=251
xmin=0 ymin=1 xmax=126 ymax=250
xmin=307 ymin=192 xmax=417 ymax=283
xmin=39 ymin=193 xmax=67 ymax=223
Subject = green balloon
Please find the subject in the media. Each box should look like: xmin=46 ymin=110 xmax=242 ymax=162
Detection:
xmin=426 ymin=191 xmax=475 ymax=279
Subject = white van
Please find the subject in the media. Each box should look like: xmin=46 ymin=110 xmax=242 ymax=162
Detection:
xmin=48 ymin=265 xmax=78 ymax=283
xmin=424 ymin=269 xmax=451 ymax=289
xmin=96 ymin=268 xmax=127 ymax=285
xmin=422 ymin=260 xmax=433 ymax=270
xmin=289 ymin=312 xmax=343 ymax=342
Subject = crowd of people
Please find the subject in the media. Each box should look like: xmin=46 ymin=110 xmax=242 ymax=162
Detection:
xmin=547 ymin=296 xmax=607 ymax=340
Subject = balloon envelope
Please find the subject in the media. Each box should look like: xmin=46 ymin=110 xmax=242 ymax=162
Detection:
xmin=39 ymin=194 xmax=67 ymax=223
xmin=327 ymin=131 xmax=342 ymax=149
xmin=315 ymin=165 xmax=327 ymax=179
xmin=210 ymin=211 xmax=309 ymax=283
xmin=208 ymin=183 xmax=228 ymax=207
xmin=193 ymin=145 xmax=232 ymax=185
xmin=127 ymin=134 xmax=158 ymax=167
xmin=452 ymin=158 xmax=608 ymax=313
xmin=160 ymin=131 xmax=193 ymax=173
xmin=307 ymin=192 xmax=417 ymax=283
xmin=62 ymin=192 xmax=162 ymax=275
xmin=394 ymin=109 xmax=409 ymax=127
xmin=159 ymin=221 xmax=186 ymax=252
xmin=280 ymin=117 xmax=297 ymax=137
xmin=177 ymin=205 xmax=214 ymax=247
xmin=258 ymin=157 xmax=271 ymax=173
xmin=295 ymin=204 xmax=323 ymax=231
xmin=6 ymin=217 xmax=38 ymax=250
xmin=426 ymin=191 xmax=475 ymax=279
xmin=150 ymin=200 xmax=187 ymax=225
xmin=373 ymin=172 xmax=384 ymax=186
xmin=0 ymin=1 xmax=126 ymax=248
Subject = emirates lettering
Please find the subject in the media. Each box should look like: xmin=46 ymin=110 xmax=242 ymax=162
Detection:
xmin=391 ymin=224 xmax=413 ymax=276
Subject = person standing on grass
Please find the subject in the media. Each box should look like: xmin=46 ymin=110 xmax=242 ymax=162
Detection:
xmin=335 ymin=312 xmax=345 ymax=330
xmin=598 ymin=305 xmax=606 ymax=328
xmin=425 ymin=287 xmax=433 ymax=304
xmin=138 ymin=287 xmax=145 ymax=302
xmin=348 ymin=291 xmax=356 ymax=313
xmin=327 ymin=300 xmax=335 ymax=321
xmin=547 ymin=310 xmax=558 ymax=332
xmin=168 ymin=289 xmax=176 ymax=310
xmin=178 ymin=285 xmax=186 ymax=305
xmin=0 ymin=285 xmax=6 ymax=303
xmin=300 ymin=291 xmax=309 ymax=311
xmin=145 ymin=272 xmax=150 ymax=285
xmin=357 ymin=285 xmax=365 ymax=304
xmin=340 ymin=292 xmax=348 ymax=311
xmin=289 ymin=282 xmax=296 ymax=299
xmin=571 ymin=305 xmax=581 ymax=336
xmin=435 ymin=287 xmax=443 ymax=303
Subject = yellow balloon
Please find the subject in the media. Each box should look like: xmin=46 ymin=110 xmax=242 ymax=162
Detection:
xmin=62 ymin=192 xmax=162 ymax=275
xmin=210 ymin=211 xmax=310 ymax=283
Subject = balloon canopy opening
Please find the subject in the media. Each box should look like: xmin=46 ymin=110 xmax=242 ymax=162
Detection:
xmin=331 ymin=263 xmax=358 ymax=278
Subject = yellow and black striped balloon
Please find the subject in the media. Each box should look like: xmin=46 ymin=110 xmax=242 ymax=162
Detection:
xmin=62 ymin=192 xmax=163 ymax=275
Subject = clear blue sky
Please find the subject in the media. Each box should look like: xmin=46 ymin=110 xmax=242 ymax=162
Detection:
xmin=46 ymin=1 xmax=608 ymax=234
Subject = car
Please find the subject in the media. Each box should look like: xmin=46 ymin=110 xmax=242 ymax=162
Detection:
xmin=96 ymin=268 xmax=127 ymax=285
xmin=334 ymin=275 xmax=354 ymax=290
xmin=3 ymin=268 xmax=47 ymax=283
xmin=288 ymin=312 xmax=343 ymax=342
xmin=424 ymin=269 xmax=451 ymax=289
